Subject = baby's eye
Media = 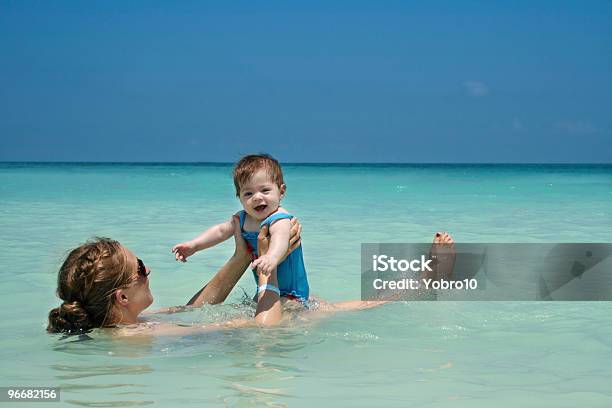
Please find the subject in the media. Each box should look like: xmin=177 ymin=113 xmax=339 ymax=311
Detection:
xmin=243 ymin=192 xmax=252 ymax=197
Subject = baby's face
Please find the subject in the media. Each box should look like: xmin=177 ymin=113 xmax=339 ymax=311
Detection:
xmin=238 ymin=169 xmax=285 ymax=221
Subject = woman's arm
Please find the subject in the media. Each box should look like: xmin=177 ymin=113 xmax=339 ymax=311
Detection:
xmin=253 ymin=229 xmax=283 ymax=326
xmin=184 ymin=217 xmax=303 ymax=309
xmin=250 ymin=218 xmax=303 ymax=325
xmin=186 ymin=254 xmax=251 ymax=306
xmin=186 ymin=215 xmax=251 ymax=306
xmin=250 ymin=219 xmax=291 ymax=275
xmin=117 ymin=317 xmax=258 ymax=337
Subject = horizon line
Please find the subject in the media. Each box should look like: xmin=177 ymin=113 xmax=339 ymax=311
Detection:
xmin=0 ymin=161 xmax=611 ymax=165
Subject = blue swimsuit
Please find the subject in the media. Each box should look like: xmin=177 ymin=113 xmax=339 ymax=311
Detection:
xmin=239 ymin=210 xmax=310 ymax=300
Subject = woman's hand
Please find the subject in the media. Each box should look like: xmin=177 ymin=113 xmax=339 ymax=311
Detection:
xmin=232 ymin=214 xmax=250 ymax=258
xmin=257 ymin=218 xmax=302 ymax=261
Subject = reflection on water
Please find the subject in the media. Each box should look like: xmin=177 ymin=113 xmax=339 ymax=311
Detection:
xmin=50 ymin=323 xmax=155 ymax=406
xmin=2 ymin=164 xmax=610 ymax=406
xmin=50 ymin=362 xmax=154 ymax=406
xmin=51 ymin=364 xmax=154 ymax=380
xmin=62 ymin=400 xmax=154 ymax=407
xmin=45 ymin=303 xmax=459 ymax=406
xmin=52 ymin=332 xmax=155 ymax=358
xmin=170 ymin=318 xmax=326 ymax=405
xmin=40 ymin=302 xmax=612 ymax=407
xmin=47 ymin=305 xmax=339 ymax=407
xmin=215 ymin=328 xmax=317 ymax=407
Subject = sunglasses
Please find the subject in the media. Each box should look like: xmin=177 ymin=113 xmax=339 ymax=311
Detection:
xmin=136 ymin=258 xmax=150 ymax=278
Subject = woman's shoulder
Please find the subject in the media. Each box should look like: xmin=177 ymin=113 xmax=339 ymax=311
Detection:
xmin=113 ymin=321 xmax=211 ymax=337
xmin=111 ymin=320 xmax=159 ymax=336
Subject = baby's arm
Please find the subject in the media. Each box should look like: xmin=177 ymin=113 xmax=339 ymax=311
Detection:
xmin=250 ymin=218 xmax=291 ymax=274
xmin=172 ymin=218 xmax=234 ymax=262
xmin=191 ymin=219 xmax=235 ymax=251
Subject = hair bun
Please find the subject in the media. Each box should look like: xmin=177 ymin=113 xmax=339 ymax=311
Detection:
xmin=47 ymin=300 xmax=91 ymax=334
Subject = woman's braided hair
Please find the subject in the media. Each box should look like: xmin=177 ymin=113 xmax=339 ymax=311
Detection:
xmin=47 ymin=238 xmax=133 ymax=334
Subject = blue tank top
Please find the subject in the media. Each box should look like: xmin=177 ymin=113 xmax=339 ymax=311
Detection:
xmin=239 ymin=211 xmax=310 ymax=300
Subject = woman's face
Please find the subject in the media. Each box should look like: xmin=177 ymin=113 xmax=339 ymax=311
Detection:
xmin=119 ymin=246 xmax=154 ymax=316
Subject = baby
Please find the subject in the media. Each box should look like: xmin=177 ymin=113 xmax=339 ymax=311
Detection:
xmin=172 ymin=154 xmax=310 ymax=301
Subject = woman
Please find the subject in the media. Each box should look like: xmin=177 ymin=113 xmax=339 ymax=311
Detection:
xmin=48 ymin=216 xmax=454 ymax=336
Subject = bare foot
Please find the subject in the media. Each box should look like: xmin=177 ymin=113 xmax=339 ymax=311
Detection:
xmin=426 ymin=232 xmax=456 ymax=281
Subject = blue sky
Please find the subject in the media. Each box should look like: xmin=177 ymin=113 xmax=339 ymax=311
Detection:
xmin=1 ymin=1 xmax=610 ymax=162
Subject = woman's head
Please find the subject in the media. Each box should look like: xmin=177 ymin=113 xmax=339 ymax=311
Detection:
xmin=47 ymin=238 xmax=153 ymax=334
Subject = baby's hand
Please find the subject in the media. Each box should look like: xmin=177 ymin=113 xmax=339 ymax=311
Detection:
xmin=171 ymin=241 xmax=197 ymax=263
xmin=250 ymin=254 xmax=278 ymax=275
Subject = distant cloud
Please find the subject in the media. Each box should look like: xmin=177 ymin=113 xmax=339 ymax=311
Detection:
xmin=464 ymin=80 xmax=489 ymax=97
xmin=554 ymin=120 xmax=600 ymax=135
xmin=512 ymin=118 xmax=524 ymax=131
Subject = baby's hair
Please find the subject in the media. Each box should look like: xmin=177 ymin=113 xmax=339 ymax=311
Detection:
xmin=233 ymin=154 xmax=285 ymax=196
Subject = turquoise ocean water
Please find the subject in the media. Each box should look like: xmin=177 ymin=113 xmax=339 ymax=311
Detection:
xmin=1 ymin=163 xmax=611 ymax=407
